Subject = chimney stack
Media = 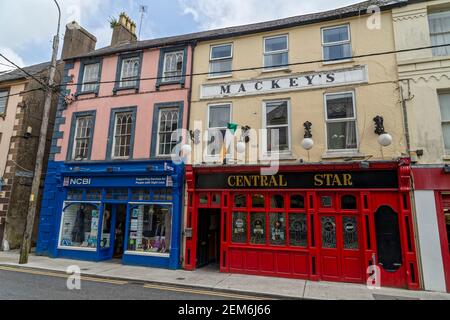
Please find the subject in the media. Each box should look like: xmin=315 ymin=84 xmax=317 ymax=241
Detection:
xmin=111 ymin=12 xmax=137 ymax=47
xmin=61 ymin=21 xmax=97 ymax=60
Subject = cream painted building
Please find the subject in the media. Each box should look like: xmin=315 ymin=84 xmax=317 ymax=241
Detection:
xmin=393 ymin=0 xmax=450 ymax=293
xmin=183 ymin=1 xmax=422 ymax=290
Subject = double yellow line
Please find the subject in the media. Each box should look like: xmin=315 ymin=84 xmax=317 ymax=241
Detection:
xmin=0 ymin=265 xmax=274 ymax=300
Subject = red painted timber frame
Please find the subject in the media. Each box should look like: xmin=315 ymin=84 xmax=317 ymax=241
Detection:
xmin=185 ymin=160 xmax=420 ymax=290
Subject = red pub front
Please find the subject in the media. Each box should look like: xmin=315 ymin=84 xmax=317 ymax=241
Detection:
xmin=184 ymin=160 xmax=419 ymax=290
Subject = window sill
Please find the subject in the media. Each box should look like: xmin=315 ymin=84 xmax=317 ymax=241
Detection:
xmin=208 ymin=74 xmax=233 ymax=80
xmin=322 ymin=151 xmax=366 ymax=160
xmin=76 ymin=90 xmax=98 ymax=97
xmin=261 ymin=152 xmax=295 ymax=160
xmin=58 ymin=246 xmax=97 ymax=252
xmin=261 ymin=67 xmax=291 ymax=74
xmin=322 ymin=58 xmax=354 ymax=66
xmin=124 ymin=251 xmax=170 ymax=258
xmin=157 ymin=80 xmax=184 ymax=87
xmin=443 ymin=155 xmax=450 ymax=161
xmin=113 ymin=86 xmax=139 ymax=93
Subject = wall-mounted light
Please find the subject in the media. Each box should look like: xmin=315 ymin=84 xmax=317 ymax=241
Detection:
xmin=237 ymin=126 xmax=251 ymax=154
xmin=301 ymin=121 xmax=314 ymax=151
xmin=373 ymin=116 xmax=392 ymax=147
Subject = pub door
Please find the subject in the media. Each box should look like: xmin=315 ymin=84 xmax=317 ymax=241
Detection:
xmin=197 ymin=209 xmax=221 ymax=268
xmin=319 ymin=213 xmax=365 ymax=283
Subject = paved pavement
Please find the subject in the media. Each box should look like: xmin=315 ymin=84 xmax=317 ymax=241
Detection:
xmin=0 ymin=251 xmax=449 ymax=300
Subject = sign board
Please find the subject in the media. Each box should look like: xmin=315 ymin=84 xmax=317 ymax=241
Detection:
xmin=200 ymin=66 xmax=368 ymax=100
xmin=63 ymin=176 xmax=173 ymax=188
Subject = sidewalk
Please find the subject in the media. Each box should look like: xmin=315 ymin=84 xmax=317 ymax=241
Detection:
xmin=1 ymin=250 xmax=449 ymax=300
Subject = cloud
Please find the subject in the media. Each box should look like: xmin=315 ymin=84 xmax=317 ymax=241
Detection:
xmin=178 ymin=0 xmax=361 ymax=30
xmin=0 ymin=47 xmax=25 ymax=72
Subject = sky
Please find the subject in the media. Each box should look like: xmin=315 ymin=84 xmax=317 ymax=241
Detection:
xmin=0 ymin=0 xmax=364 ymax=72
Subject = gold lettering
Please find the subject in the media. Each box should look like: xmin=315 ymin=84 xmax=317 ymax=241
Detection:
xmin=279 ymin=175 xmax=288 ymax=187
xmin=244 ymin=176 xmax=251 ymax=187
xmin=236 ymin=176 xmax=243 ymax=187
xmin=228 ymin=176 xmax=236 ymax=187
xmin=270 ymin=176 xmax=277 ymax=187
xmin=332 ymin=175 xmax=342 ymax=186
xmin=261 ymin=176 xmax=269 ymax=187
xmin=314 ymin=174 xmax=324 ymax=187
xmin=325 ymin=174 xmax=333 ymax=186
xmin=343 ymin=174 xmax=353 ymax=187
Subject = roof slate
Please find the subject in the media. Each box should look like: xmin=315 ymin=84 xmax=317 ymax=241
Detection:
xmin=0 ymin=61 xmax=51 ymax=83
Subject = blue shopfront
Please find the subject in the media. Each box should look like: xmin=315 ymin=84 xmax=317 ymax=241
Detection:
xmin=36 ymin=161 xmax=184 ymax=270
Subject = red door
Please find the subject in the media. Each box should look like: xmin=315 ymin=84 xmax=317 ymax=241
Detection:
xmin=319 ymin=214 xmax=364 ymax=283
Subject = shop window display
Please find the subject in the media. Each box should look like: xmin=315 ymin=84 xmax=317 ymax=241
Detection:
xmin=234 ymin=194 xmax=247 ymax=208
xmin=271 ymin=195 xmax=284 ymax=209
xmin=250 ymin=212 xmax=266 ymax=245
xmin=101 ymin=206 xmax=112 ymax=248
xmin=289 ymin=214 xmax=307 ymax=247
xmin=232 ymin=212 xmax=247 ymax=243
xmin=60 ymin=203 xmax=99 ymax=248
xmin=127 ymin=204 xmax=172 ymax=254
xmin=252 ymin=194 xmax=265 ymax=208
xmin=270 ymin=212 xmax=286 ymax=246
xmin=290 ymin=195 xmax=305 ymax=209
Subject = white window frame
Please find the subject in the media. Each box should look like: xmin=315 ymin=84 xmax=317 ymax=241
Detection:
xmin=209 ymin=43 xmax=233 ymax=78
xmin=71 ymin=115 xmax=93 ymax=161
xmin=162 ymin=50 xmax=184 ymax=83
xmin=81 ymin=63 xmax=100 ymax=92
xmin=112 ymin=112 xmax=133 ymax=160
xmin=263 ymin=34 xmax=289 ymax=71
xmin=438 ymin=92 xmax=450 ymax=154
xmin=324 ymin=91 xmax=359 ymax=153
xmin=261 ymin=99 xmax=292 ymax=155
xmin=206 ymin=103 xmax=232 ymax=159
xmin=321 ymin=24 xmax=352 ymax=63
xmin=119 ymin=56 xmax=140 ymax=88
xmin=156 ymin=107 xmax=180 ymax=157
xmin=57 ymin=201 xmax=101 ymax=251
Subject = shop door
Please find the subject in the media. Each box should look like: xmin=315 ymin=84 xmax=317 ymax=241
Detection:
xmin=197 ymin=209 xmax=221 ymax=268
xmin=319 ymin=214 xmax=364 ymax=283
xmin=112 ymin=204 xmax=127 ymax=259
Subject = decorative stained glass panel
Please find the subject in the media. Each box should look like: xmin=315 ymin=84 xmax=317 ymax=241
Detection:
xmin=250 ymin=213 xmax=266 ymax=245
xmin=289 ymin=214 xmax=307 ymax=247
xmin=232 ymin=212 xmax=247 ymax=244
xmin=343 ymin=216 xmax=359 ymax=249
xmin=321 ymin=216 xmax=336 ymax=249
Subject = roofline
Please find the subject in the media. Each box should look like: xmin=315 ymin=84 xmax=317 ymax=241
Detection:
xmin=65 ymin=0 xmax=408 ymax=61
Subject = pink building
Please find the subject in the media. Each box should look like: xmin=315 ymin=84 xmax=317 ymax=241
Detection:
xmin=36 ymin=16 xmax=194 ymax=269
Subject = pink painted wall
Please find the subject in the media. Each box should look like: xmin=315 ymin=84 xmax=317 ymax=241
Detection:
xmin=55 ymin=46 xmax=192 ymax=162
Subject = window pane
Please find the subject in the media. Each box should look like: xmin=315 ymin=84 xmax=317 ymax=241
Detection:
xmin=439 ymin=93 xmax=450 ymax=121
xmin=234 ymin=194 xmax=246 ymax=208
xmin=290 ymin=195 xmax=305 ymax=209
xmin=67 ymin=189 xmax=83 ymax=201
xmin=128 ymin=205 xmax=171 ymax=254
xmin=131 ymin=189 xmax=151 ymax=201
xmin=232 ymin=212 xmax=247 ymax=243
xmin=270 ymin=195 xmax=284 ymax=209
xmin=264 ymin=52 xmax=288 ymax=68
xmin=323 ymin=26 xmax=349 ymax=43
xmin=120 ymin=57 xmax=139 ymax=87
xmin=342 ymin=195 xmax=357 ymax=210
xmin=163 ymin=51 xmax=184 ymax=82
xmin=327 ymin=121 xmax=357 ymax=150
xmin=289 ymin=214 xmax=307 ymax=247
xmin=321 ymin=216 xmax=337 ymax=249
xmin=113 ymin=112 xmax=133 ymax=158
xmin=343 ymin=216 xmax=359 ymax=249
xmin=101 ymin=206 xmax=112 ymax=248
xmin=211 ymin=45 xmax=232 ymax=59
xmin=209 ymin=105 xmax=231 ymax=128
xmin=270 ymin=212 xmax=286 ymax=246
xmin=252 ymin=194 xmax=265 ymax=208
xmin=73 ymin=115 xmax=93 ymax=160
xmin=250 ymin=213 xmax=266 ymax=245
xmin=81 ymin=63 xmax=99 ymax=92
xmin=267 ymin=127 xmax=289 ymax=152
xmin=324 ymin=43 xmax=352 ymax=61
xmin=265 ymin=36 xmax=287 ymax=52
xmin=86 ymin=189 xmax=102 ymax=201
xmin=105 ymin=188 xmax=128 ymax=200
xmin=429 ymin=11 xmax=450 ymax=56
xmin=266 ymin=102 xmax=288 ymax=126
xmin=443 ymin=123 xmax=450 ymax=151
xmin=158 ymin=108 xmax=179 ymax=156
xmin=0 ymin=90 xmax=7 ymax=114
xmin=210 ymin=59 xmax=232 ymax=76
xmin=326 ymin=93 xmax=354 ymax=119
xmin=60 ymin=203 xmax=99 ymax=248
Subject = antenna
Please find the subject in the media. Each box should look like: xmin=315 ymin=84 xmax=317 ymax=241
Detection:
xmin=138 ymin=5 xmax=148 ymax=40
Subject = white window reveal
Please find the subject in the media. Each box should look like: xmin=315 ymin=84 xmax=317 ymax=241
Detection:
xmin=113 ymin=112 xmax=133 ymax=159
xmin=439 ymin=93 xmax=450 ymax=153
xmin=210 ymin=44 xmax=233 ymax=78
xmin=325 ymin=92 xmax=358 ymax=151
xmin=0 ymin=90 xmax=8 ymax=115
xmin=322 ymin=25 xmax=352 ymax=61
xmin=264 ymin=35 xmax=288 ymax=70
xmin=264 ymin=100 xmax=290 ymax=153
xmin=72 ymin=115 xmax=94 ymax=161
xmin=81 ymin=63 xmax=100 ymax=92
xmin=120 ymin=57 xmax=140 ymax=88
xmin=208 ymin=104 xmax=231 ymax=156
xmin=429 ymin=10 xmax=450 ymax=57
xmin=163 ymin=51 xmax=184 ymax=82
xmin=157 ymin=108 xmax=180 ymax=156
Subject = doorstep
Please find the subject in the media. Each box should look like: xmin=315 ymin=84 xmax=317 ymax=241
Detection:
xmin=0 ymin=250 xmax=449 ymax=300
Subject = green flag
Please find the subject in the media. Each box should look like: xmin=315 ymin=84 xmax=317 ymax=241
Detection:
xmin=227 ymin=123 xmax=238 ymax=134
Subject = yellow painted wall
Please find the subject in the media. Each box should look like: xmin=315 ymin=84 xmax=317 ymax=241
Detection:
xmin=189 ymin=11 xmax=406 ymax=164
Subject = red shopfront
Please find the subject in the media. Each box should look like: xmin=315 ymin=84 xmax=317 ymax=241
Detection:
xmin=184 ymin=160 xmax=420 ymax=290
xmin=413 ymin=166 xmax=450 ymax=292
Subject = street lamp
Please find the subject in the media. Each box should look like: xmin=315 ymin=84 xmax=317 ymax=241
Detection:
xmin=301 ymin=121 xmax=314 ymax=151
